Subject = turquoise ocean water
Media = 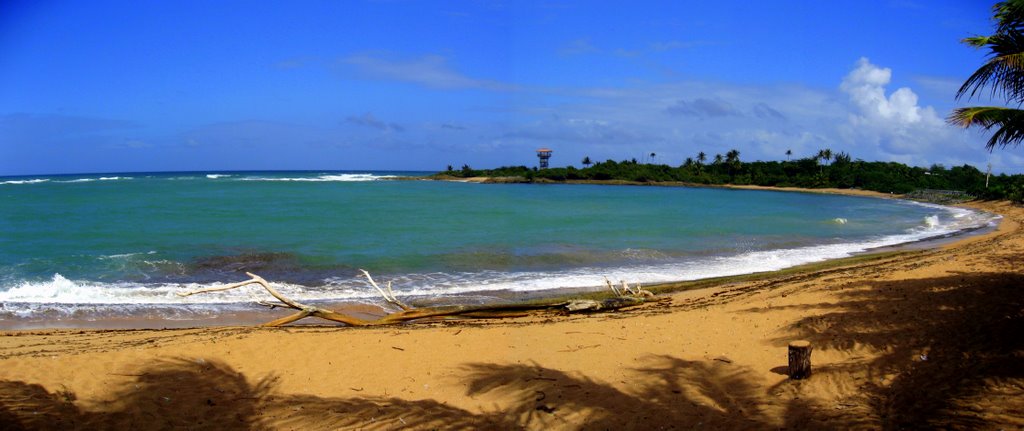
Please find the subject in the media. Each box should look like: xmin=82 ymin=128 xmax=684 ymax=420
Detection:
xmin=0 ymin=171 xmax=999 ymax=326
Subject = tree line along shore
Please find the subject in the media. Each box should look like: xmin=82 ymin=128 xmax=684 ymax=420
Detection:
xmin=437 ymin=151 xmax=1021 ymax=204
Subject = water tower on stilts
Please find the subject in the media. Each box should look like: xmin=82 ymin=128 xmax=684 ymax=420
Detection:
xmin=536 ymin=148 xmax=552 ymax=169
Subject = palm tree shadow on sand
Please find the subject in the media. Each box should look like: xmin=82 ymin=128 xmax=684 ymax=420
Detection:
xmin=2 ymin=272 xmax=1021 ymax=430
xmin=0 ymin=354 xmax=837 ymax=430
xmin=751 ymin=271 xmax=1024 ymax=429
xmin=459 ymin=357 xmax=803 ymax=430
xmin=0 ymin=358 xmax=511 ymax=430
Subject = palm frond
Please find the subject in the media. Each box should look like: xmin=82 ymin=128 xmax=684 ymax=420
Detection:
xmin=995 ymin=0 xmax=1024 ymax=33
xmin=948 ymin=106 xmax=1024 ymax=150
xmin=956 ymin=33 xmax=1024 ymax=102
xmin=963 ymin=35 xmax=992 ymax=48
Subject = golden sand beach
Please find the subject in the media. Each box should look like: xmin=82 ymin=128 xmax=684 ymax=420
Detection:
xmin=1 ymin=194 xmax=1022 ymax=430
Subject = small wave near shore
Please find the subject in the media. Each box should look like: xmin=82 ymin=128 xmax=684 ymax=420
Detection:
xmin=0 ymin=202 xmax=998 ymax=325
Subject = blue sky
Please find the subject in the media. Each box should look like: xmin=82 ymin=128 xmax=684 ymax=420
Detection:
xmin=0 ymin=0 xmax=1014 ymax=176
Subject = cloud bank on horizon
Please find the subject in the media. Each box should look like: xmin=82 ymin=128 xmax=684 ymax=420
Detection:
xmin=0 ymin=1 xmax=1018 ymax=175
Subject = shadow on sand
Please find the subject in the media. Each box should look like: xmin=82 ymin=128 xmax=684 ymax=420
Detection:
xmin=0 ymin=355 xmax=805 ymax=430
xmin=752 ymin=271 xmax=1024 ymax=429
xmin=0 ymin=357 xmax=512 ymax=430
xmin=1 ymin=272 xmax=1022 ymax=429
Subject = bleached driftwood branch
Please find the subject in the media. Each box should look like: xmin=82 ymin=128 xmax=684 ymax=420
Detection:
xmin=359 ymin=269 xmax=410 ymax=311
xmin=177 ymin=272 xmax=367 ymax=326
xmin=177 ymin=271 xmax=658 ymax=327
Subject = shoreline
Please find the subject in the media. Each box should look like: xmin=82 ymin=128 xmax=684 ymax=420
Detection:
xmin=440 ymin=175 xmax=915 ymax=200
xmin=1 ymin=196 xmax=1021 ymax=428
xmin=0 ymin=184 xmax=999 ymax=331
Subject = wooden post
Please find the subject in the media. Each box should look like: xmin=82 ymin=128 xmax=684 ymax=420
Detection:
xmin=788 ymin=340 xmax=812 ymax=380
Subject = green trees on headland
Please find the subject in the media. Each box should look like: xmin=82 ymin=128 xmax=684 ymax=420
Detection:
xmin=437 ymin=152 xmax=1024 ymax=202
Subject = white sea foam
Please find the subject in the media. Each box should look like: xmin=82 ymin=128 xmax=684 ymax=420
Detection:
xmin=58 ymin=176 xmax=132 ymax=183
xmin=240 ymin=173 xmax=397 ymax=182
xmin=0 ymin=273 xmax=329 ymax=305
xmin=832 ymin=218 xmax=848 ymax=224
xmin=98 ymin=251 xmax=157 ymax=260
xmin=0 ymin=179 xmax=49 ymax=185
xmin=0 ymin=204 xmax=1000 ymax=319
xmin=206 ymin=174 xmax=231 ymax=179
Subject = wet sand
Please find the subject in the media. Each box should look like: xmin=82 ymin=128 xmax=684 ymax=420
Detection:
xmin=1 ymin=197 xmax=1022 ymax=429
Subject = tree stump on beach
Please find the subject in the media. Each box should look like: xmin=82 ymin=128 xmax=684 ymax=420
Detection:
xmin=788 ymin=340 xmax=812 ymax=380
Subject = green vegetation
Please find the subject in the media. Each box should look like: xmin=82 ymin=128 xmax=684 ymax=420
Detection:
xmin=437 ymin=150 xmax=1024 ymax=202
xmin=950 ymin=1 xmax=1024 ymax=149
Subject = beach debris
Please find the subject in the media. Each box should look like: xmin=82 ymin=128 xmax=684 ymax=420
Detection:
xmin=566 ymin=300 xmax=601 ymax=312
xmin=176 ymin=271 xmax=658 ymax=327
xmin=360 ymin=269 xmax=410 ymax=311
xmin=604 ymin=277 xmax=655 ymax=298
xmin=788 ymin=340 xmax=813 ymax=380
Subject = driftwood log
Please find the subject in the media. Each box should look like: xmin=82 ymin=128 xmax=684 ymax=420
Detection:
xmin=177 ymin=270 xmax=657 ymax=327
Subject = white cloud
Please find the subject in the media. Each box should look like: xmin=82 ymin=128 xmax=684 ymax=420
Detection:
xmin=462 ymin=58 xmax=1013 ymax=172
xmin=344 ymin=112 xmax=404 ymax=132
xmin=131 ymin=58 xmax=1014 ymax=174
xmin=841 ymin=57 xmax=938 ymax=125
xmin=664 ymin=98 xmax=741 ymax=118
xmin=342 ymin=53 xmax=517 ymax=91
xmin=838 ymin=57 xmax=953 ymax=160
xmin=502 ymin=116 xmax=658 ymax=147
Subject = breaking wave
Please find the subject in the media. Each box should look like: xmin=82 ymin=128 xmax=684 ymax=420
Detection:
xmin=0 ymin=179 xmax=49 ymax=185
xmin=0 ymin=204 xmax=998 ymax=321
xmin=238 ymin=173 xmax=397 ymax=182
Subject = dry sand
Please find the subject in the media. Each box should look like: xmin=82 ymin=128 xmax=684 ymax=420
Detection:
xmin=1 ymin=198 xmax=1023 ymax=430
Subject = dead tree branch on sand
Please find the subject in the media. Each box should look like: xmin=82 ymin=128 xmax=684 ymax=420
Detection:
xmin=177 ymin=271 xmax=659 ymax=327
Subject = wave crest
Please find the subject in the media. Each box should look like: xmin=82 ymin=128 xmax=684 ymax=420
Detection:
xmin=0 ymin=179 xmax=49 ymax=185
xmin=240 ymin=173 xmax=396 ymax=182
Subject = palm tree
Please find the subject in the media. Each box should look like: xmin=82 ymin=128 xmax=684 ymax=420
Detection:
xmin=713 ymin=154 xmax=724 ymax=165
xmin=724 ymin=149 xmax=741 ymax=176
xmin=650 ymin=152 xmax=656 ymax=163
xmin=785 ymin=149 xmax=792 ymax=161
xmin=697 ymin=151 xmax=707 ymax=165
xmin=725 ymin=149 xmax=740 ymax=164
xmin=582 ymin=156 xmax=592 ymax=168
xmin=817 ymin=148 xmax=833 ymax=166
xmin=949 ymin=1 xmax=1024 ymax=150
xmin=814 ymin=149 xmax=834 ymax=175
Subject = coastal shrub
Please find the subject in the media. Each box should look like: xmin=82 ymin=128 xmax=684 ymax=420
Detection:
xmin=435 ymin=155 xmax=1024 ymax=202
